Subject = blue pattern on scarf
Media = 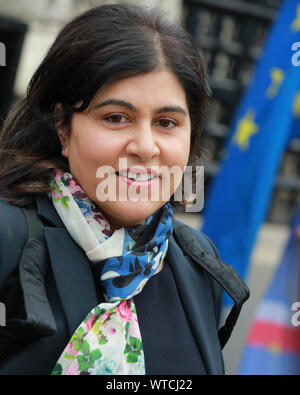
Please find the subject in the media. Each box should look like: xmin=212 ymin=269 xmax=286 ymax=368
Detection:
xmin=98 ymin=202 xmax=174 ymax=301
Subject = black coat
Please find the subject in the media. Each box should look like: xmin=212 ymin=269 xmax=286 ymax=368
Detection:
xmin=0 ymin=193 xmax=248 ymax=375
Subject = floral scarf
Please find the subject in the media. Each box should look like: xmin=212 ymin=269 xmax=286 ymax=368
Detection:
xmin=48 ymin=169 xmax=173 ymax=375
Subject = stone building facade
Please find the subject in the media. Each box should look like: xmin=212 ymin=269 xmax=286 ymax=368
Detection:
xmin=0 ymin=0 xmax=182 ymax=98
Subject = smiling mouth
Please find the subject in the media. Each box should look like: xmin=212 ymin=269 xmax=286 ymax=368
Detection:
xmin=114 ymin=171 xmax=159 ymax=191
xmin=116 ymin=172 xmax=158 ymax=182
xmin=115 ymin=168 xmax=160 ymax=182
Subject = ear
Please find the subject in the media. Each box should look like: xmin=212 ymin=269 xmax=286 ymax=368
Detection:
xmin=54 ymin=102 xmax=69 ymax=158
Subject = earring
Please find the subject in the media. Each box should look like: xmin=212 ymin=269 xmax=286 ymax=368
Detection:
xmin=61 ymin=145 xmax=64 ymax=155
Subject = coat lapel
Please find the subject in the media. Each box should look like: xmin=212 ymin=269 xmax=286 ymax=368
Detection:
xmin=35 ymin=194 xmax=99 ymax=338
xmin=35 ymin=193 xmax=223 ymax=373
xmin=166 ymin=235 xmax=224 ymax=374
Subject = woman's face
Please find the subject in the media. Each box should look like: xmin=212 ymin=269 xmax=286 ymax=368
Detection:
xmin=57 ymin=69 xmax=191 ymax=230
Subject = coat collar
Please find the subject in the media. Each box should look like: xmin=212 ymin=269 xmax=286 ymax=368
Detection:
xmin=167 ymin=234 xmax=224 ymax=374
xmin=35 ymin=194 xmax=99 ymax=336
xmin=35 ymin=193 xmax=65 ymax=228
xmin=35 ymin=194 xmax=223 ymax=374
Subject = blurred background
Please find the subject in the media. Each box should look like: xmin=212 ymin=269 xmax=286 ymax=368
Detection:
xmin=1 ymin=0 xmax=299 ymax=374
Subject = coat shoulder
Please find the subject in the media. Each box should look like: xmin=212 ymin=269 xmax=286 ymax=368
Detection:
xmin=173 ymin=217 xmax=224 ymax=326
xmin=173 ymin=218 xmax=220 ymax=259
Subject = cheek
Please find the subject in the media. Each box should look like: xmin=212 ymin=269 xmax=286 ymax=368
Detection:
xmin=70 ymin=128 xmax=120 ymax=168
xmin=166 ymin=136 xmax=190 ymax=168
xmin=66 ymin=124 xmax=101 ymax=184
xmin=160 ymin=136 xmax=190 ymax=193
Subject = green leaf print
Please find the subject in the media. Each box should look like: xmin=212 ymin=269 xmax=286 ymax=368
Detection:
xmin=75 ymin=348 xmax=103 ymax=372
xmin=53 ymin=195 xmax=70 ymax=208
xmin=61 ymin=196 xmax=70 ymax=208
xmin=98 ymin=335 xmax=108 ymax=345
xmin=55 ymin=184 xmax=61 ymax=194
xmin=90 ymin=349 xmax=102 ymax=362
xmin=71 ymin=327 xmax=84 ymax=343
xmin=123 ymin=335 xmax=142 ymax=363
xmin=73 ymin=339 xmax=82 ymax=351
xmin=135 ymin=338 xmax=142 ymax=351
xmin=77 ymin=355 xmax=89 ymax=372
xmin=124 ymin=343 xmax=131 ymax=354
xmin=49 ymin=179 xmax=60 ymax=195
xmin=129 ymin=336 xmax=142 ymax=351
xmin=80 ymin=340 xmax=90 ymax=355
xmin=64 ymin=352 xmax=75 ymax=360
xmin=77 ymin=327 xmax=85 ymax=337
xmin=71 ymin=326 xmax=86 ymax=351
xmin=126 ymin=351 xmax=138 ymax=363
xmin=129 ymin=336 xmax=137 ymax=348
xmin=94 ymin=306 xmax=106 ymax=316
xmin=52 ymin=363 xmax=62 ymax=375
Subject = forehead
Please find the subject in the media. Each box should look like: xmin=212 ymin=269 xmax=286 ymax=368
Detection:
xmin=89 ymin=69 xmax=188 ymax=110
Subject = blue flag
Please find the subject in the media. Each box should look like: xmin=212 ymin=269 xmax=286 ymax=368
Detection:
xmin=238 ymin=208 xmax=300 ymax=374
xmin=202 ymin=0 xmax=300 ymax=305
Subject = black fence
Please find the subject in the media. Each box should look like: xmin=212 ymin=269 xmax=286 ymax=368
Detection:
xmin=183 ymin=0 xmax=300 ymax=224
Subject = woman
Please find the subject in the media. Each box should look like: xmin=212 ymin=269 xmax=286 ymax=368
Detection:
xmin=0 ymin=4 xmax=249 ymax=375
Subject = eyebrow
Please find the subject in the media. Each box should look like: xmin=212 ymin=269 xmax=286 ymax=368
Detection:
xmin=92 ymin=99 xmax=187 ymax=116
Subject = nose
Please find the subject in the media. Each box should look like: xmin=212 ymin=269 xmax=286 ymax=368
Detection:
xmin=124 ymin=122 xmax=160 ymax=162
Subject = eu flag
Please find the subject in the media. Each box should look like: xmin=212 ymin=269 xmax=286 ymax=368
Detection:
xmin=202 ymin=0 xmax=300 ymax=306
xmin=238 ymin=208 xmax=300 ymax=374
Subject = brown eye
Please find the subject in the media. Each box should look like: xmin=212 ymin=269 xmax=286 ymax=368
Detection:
xmin=156 ymin=118 xmax=178 ymax=129
xmin=105 ymin=114 xmax=128 ymax=123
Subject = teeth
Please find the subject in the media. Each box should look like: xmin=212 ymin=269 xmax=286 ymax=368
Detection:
xmin=118 ymin=171 xmax=128 ymax=178
xmin=118 ymin=171 xmax=157 ymax=181
xmin=128 ymin=172 xmax=150 ymax=181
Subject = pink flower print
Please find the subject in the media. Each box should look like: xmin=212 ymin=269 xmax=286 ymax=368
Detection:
xmin=66 ymin=358 xmax=79 ymax=375
xmin=128 ymin=319 xmax=142 ymax=339
xmin=53 ymin=168 xmax=63 ymax=183
xmin=85 ymin=313 xmax=98 ymax=331
xmin=116 ymin=301 xmax=132 ymax=323
xmin=52 ymin=187 xmax=63 ymax=200
xmin=53 ymin=168 xmax=61 ymax=178
xmin=100 ymin=310 xmax=111 ymax=324
xmin=69 ymin=178 xmax=83 ymax=194
xmin=66 ymin=341 xmax=78 ymax=357
xmin=109 ymin=327 xmax=116 ymax=335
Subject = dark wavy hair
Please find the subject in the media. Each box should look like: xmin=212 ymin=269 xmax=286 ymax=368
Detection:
xmin=0 ymin=3 xmax=211 ymax=208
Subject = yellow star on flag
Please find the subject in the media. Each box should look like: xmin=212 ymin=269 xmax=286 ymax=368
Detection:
xmin=291 ymin=5 xmax=300 ymax=32
xmin=293 ymin=91 xmax=300 ymax=117
xmin=266 ymin=68 xmax=285 ymax=99
xmin=232 ymin=110 xmax=259 ymax=150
